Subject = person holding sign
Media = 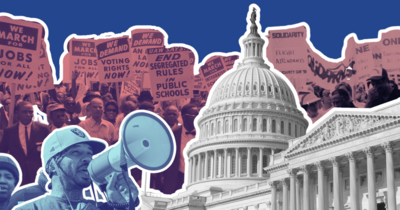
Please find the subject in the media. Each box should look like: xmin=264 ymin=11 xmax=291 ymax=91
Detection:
xmin=365 ymin=68 xmax=400 ymax=108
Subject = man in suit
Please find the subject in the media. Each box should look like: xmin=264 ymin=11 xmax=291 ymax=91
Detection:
xmin=0 ymin=101 xmax=50 ymax=186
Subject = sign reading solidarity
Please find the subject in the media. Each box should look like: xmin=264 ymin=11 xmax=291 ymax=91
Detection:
xmin=0 ymin=16 xmax=42 ymax=84
xmin=16 ymin=39 xmax=54 ymax=94
xmin=148 ymin=47 xmax=193 ymax=101
xmin=69 ymin=38 xmax=98 ymax=81
xmin=96 ymin=36 xmax=132 ymax=82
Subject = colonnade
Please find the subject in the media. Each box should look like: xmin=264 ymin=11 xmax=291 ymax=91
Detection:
xmin=188 ymin=147 xmax=279 ymax=184
xmin=268 ymin=142 xmax=396 ymax=210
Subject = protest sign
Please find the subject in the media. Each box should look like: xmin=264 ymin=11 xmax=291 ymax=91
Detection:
xmin=121 ymin=80 xmax=141 ymax=97
xmin=69 ymin=38 xmax=99 ymax=81
xmin=147 ymin=47 xmax=193 ymax=101
xmin=130 ymin=29 xmax=165 ymax=91
xmin=16 ymin=39 xmax=54 ymax=94
xmin=200 ymin=56 xmax=226 ymax=92
xmin=96 ymin=36 xmax=132 ymax=83
xmin=223 ymin=55 xmax=239 ymax=70
xmin=0 ymin=16 xmax=42 ymax=84
xmin=381 ymin=30 xmax=400 ymax=81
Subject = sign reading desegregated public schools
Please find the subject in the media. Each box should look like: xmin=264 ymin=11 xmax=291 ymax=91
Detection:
xmin=96 ymin=37 xmax=133 ymax=83
xmin=0 ymin=16 xmax=42 ymax=84
xmin=148 ymin=47 xmax=193 ymax=101
xmin=69 ymin=38 xmax=99 ymax=81
xmin=16 ymin=39 xmax=54 ymax=94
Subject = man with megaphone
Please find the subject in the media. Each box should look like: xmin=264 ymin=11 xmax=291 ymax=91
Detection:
xmin=15 ymin=126 xmax=140 ymax=210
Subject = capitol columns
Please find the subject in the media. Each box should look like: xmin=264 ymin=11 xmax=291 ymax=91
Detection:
xmin=224 ymin=148 xmax=228 ymax=178
xmin=314 ymin=161 xmax=325 ymax=210
xmin=213 ymin=149 xmax=218 ymax=179
xmin=382 ymin=141 xmax=396 ymax=210
xmin=329 ymin=157 xmax=343 ymax=210
xmin=300 ymin=165 xmax=310 ymax=210
xmin=259 ymin=148 xmax=264 ymax=177
xmin=247 ymin=147 xmax=251 ymax=177
xmin=188 ymin=157 xmax=192 ymax=183
xmin=281 ymin=178 xmax=289 ymax=210
xmin=268 ymin=181 xmax=278 ymax=210
xmin=363 ymin=147 xmax=377 ymax=210
xmin=235 ymin=148 xmax=239 ymax=177
xmin=287 ymin=168 xmax=298 ymax=210
xmin=345 ymin=152 xmax=359 ymax=210
xmin=204 ymin=151 xmax=209 ymax=180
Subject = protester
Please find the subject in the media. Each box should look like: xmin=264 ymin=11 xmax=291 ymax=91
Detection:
xmin=6 ymin=169 xmax=48 ymax=210
xmin=78 ymin=98 xmax=116 ymax=146
xmin=335 ymin=82 xmax=356 ymax=107
xmin=319 ymin=89 xmax=333 ymax=116
xmin=0 ymin=155 xmax=20 ymax=210
xmin=331 ymin=89 xmax=356 ymax=108
xmin=137 ymin=90 xmax=153 ymax=105
xmin=389 ymin=80 xmax=399 ymax=90
xmin=300 ymin=92 xmax=322 ymax=121
xmin=0 ymin=98 xmax=11 ymax=130
xmin=155 ymin=105 xmax=183 ymax=194
xmin=103 ymin=100 xmax=118 ymax=125
xmin=15 ymin=127 xmax=139 ymax=210
xmin=0 ymin=101 xmax=50 ymax=185
xmin=365 ymin=68 xmax=400 ymax=108
xmin=47 ymin=104 xmax=68 ymax=132
xmin=64 ymin=97 xmax=81 ymax=125
xmin=178 ymin=104 xmax=199 ymax=189
xmin=354 ymin=82 xmax=368 ymax=103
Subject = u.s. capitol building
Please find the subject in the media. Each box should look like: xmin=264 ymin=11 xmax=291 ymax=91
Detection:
xmin=144 ymin=5 xmax=400 ymax=210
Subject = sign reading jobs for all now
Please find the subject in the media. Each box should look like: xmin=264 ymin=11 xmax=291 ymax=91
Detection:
xmin=0 ymin=16 xmax=51 ymax=94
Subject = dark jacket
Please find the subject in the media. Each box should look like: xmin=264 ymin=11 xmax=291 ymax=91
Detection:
xmin=0 ymin=122 xmax=50 ymax=185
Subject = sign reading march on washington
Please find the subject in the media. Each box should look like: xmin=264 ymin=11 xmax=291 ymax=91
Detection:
xmin=148 ymin=47 xmax=193 ymax=101
xmin=69 ymin=38 xmax=98 ymax=81
xmin=96 ymin=36 xmax=132 ymax=83
xmin=0 ymin=16 xmax=42 ymax=84
xmin=200 ymin=56 xmax=226 ymax=91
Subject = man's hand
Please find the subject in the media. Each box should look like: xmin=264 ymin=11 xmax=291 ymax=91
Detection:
xmin=106 ymin=171 xmax=139 ymax=205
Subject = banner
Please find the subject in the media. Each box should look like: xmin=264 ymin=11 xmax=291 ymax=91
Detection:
xmin=96 ymin=36 xmax=132 ymax=83
xmin=16 ymin=39 xmax=54 ymax=94
xmin=147 ymin=47 xmax=193 ymax=101
xmin=69 ymin=38 xmax=99 ymax=82
xmin=130 ymin=29 xmax=165 ymax=91
xmin=0 ymin=16 xmax=42 ymax=84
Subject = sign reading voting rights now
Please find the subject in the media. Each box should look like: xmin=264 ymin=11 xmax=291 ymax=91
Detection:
xmin=96 ymin=36 xmax=133 ymax=83
xmin=0 ymin=16 xmax=42 ymax=84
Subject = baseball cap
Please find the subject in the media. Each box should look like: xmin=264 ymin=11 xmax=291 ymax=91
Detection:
xmin=0 ymin=156 xmax=20 ymax=185
xmin=300 ymin=92 xmax=321 ymax=106
xmin=42 ymin=126 xmax=107 ymax=168
xmin=367 ymin=68 xmax=388 ymax=81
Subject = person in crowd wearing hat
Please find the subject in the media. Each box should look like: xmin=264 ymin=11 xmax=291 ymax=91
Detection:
xmin=103 ymin=100 xmax=118 ymax=125
xmin=15 ymin=126 xmax=139 ymax=210
xmin=6 ymin=169 xmax=48 ymax=210
xmin=47 ymin=104 xmax=68 ymax=132
xmin=365 ymin=68 xmax=400 ymax=108
xmin=82 ymin=91 xmax=102 ymax=104
xmin=0 ymin=155 xmax=20 ymax=210
xmin=155 ymin=105 xmax=182 ymax=194
xmin=334 ymin=82 xmax=356 ymax=107
xmin=137 ymin=91 xmax=153 ymax=105
xmin=300 ymin=92 xmax=322 ymax=121
xmin=0 ymin=101 xmax=50 ymax=185
xmin=64 ymin=97 xmax=81 ymax=126
xmin=331 ymin=89 xmax=356 ymax=108
xmin=78 ymin=98 xmax=116 ymax=146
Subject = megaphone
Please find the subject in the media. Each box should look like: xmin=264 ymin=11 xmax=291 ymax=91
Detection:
xmin=88 ymin=110 xmax=176 ymax=185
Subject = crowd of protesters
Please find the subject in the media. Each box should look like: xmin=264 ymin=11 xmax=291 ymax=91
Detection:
xmin=0 ymin=69 xmax=208 ymax=208
xmin=300 ymin=67 xmax=400 ymax=122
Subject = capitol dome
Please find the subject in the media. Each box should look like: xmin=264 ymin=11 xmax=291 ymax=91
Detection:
xmin=185 ymin=8 xmax=309 ymax=193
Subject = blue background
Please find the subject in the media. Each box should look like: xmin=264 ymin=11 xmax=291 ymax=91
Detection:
xmin=1 ymin=1 xmax=398 ymax=80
